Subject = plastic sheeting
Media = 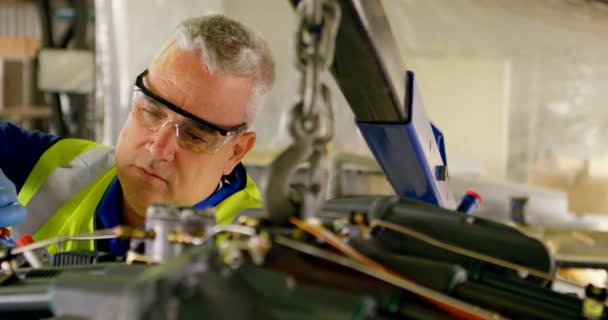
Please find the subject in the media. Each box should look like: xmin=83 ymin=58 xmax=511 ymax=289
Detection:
xmin=380 ymin=0 xmax=608 ymax=181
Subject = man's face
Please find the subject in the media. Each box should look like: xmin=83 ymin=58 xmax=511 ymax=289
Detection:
xmin=115 ymin=45 xmax=256 ymax=218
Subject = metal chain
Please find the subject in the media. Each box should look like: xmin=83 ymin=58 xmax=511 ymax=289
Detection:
xmin=293 ymin=0 xmax=341 ymax=133
xmin=293 ymin=0 xmax=340 ymax=219
xmin=264 ymin=0 xmax=341 ymax=224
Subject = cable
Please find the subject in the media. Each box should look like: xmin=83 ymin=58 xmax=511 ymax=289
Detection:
xmin=11 ymin=229 xmax=117 ymax=255
xmin=275 ymin=235 xmax=504 ymax=320
xmin=289 ymin=217 xmax=503 ymax=319
xmin=370 ymin=218 xmax=585 ymax=289
xmin=289 ymin=216 xmax=384 ymax=270
xmin=211 ymin=225 xmax=257 ymax=237
xmin=12 ymin=224 xmax=257 ymax=255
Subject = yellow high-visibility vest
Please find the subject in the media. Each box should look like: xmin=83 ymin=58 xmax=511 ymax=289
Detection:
xmin=15 ymin=138 xmax=261 ymax=253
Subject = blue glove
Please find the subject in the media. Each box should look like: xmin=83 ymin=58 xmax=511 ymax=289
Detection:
xmin=0 ymin=168 xmax=27 ymax=228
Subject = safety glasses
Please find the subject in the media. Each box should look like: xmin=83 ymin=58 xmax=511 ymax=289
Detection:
xmin=133 ymin=69 xmax=247 ymax=154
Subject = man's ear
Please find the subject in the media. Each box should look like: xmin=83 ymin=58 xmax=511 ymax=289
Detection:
xmin=223 ymin=132 xmax=256 ymax=175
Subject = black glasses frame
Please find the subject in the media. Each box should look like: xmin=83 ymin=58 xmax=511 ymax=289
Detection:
xmin=135 ymin=69 xmax=247 ymax=137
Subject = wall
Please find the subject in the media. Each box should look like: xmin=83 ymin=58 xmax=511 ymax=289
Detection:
xmin=408 ymin=56 xmax=511 ymax=178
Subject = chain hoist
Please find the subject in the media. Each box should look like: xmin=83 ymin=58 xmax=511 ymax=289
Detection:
xmin=265 ymin=0 xmax=341 ymax=224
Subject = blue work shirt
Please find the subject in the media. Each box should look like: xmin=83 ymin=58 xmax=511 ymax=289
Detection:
xmin=95 ymin=165 xmax=245 ymax=255
xmin=0 ymin=122 xmax=246 ymax=255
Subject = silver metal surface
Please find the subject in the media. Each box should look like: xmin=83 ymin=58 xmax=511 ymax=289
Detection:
xmin=11 ymin=229 xmax=117 ymax=255
xmin=515 ymin=224 xmax=608 ymax=268
xmin=144 ymin=204 xmax=216 ymax=262
xmin=0 ymin=284 xmax=49 ymax=312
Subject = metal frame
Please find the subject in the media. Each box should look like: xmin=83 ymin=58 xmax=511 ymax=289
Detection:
xmin=291 ymin=0 xmax=454 ymax=208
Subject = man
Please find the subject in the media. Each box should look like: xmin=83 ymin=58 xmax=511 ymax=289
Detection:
xmin=0 ymin=14 xmax=275 ymax=255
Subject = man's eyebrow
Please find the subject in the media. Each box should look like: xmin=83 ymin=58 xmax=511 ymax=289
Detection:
xmin=184 ymin=117 xmax=213 ymax=131
xmin=144 ymin=95 xmax=162 ymax=106
xmin=138 ymin=90 xmax=165 ymax=108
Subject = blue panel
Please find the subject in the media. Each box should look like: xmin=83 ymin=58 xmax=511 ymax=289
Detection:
xmin=357 ymin=122 xmax=437 ymax=204
xmin=356 ymin=71 xmax=455 ymax=209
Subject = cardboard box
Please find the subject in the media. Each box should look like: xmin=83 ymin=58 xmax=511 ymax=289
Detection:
xmin=0 ymin=36 xmax=41 ymax=59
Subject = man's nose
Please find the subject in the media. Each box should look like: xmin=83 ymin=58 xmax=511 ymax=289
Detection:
xmin=146 ymin=122 xmax=179 ymax=161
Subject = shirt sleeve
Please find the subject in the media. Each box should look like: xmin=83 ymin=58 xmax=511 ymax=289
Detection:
xmin=0 ymin=122 xmax=59 ymax=191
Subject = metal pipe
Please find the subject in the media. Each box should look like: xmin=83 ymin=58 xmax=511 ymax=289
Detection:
xmin=370 ymin=218 xmax=584 ymax=289
xmin=275 ymin=235 xmax=504 ymax=320
xmin=454 ymin=282 xmax=581 ymax=320
xmin=12 ymin=229 xmax=117 ymax=255
xmin=0 ymin=284 xmax=50 ymax=312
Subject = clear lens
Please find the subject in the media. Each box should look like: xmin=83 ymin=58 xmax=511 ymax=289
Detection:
xmin=179 ymin=121 xmax=224 ymax=153
xmin=132 ymin=92 xmax=229 ymax=154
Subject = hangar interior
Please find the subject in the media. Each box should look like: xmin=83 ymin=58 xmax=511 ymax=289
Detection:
xmin=2 ymin=0 xmax=608 ymax=319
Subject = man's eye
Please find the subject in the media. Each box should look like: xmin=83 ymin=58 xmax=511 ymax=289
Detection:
xmin=140 ymin=100 xmax=165 ymax=119
xmin=184 ymin=130 xmax=206 ymax=143
xmin=143 ymin=107 xmax=163 ymax=118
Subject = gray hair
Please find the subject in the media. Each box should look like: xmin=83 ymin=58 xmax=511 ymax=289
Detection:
xmin=157 ymin=15 xmax=275 ymax=125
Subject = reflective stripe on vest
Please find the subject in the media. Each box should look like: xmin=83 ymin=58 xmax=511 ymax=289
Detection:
xmin=16 ymin=139 xmax=115 ymax=235
xmin=16 ymin=138 xmax=261 ymax=253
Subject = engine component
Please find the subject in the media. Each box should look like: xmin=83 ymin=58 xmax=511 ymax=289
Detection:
xmin=143 ymin=204 xmax=215 ymax=263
